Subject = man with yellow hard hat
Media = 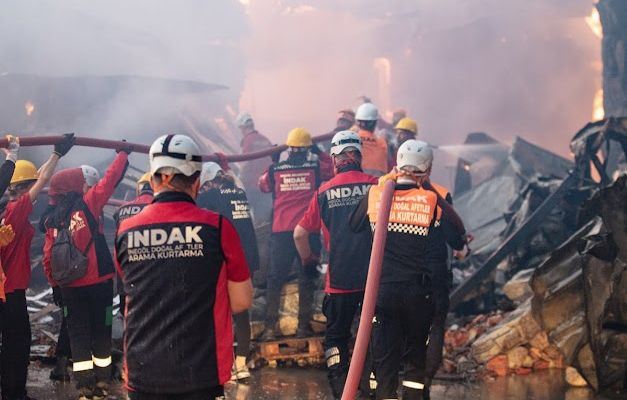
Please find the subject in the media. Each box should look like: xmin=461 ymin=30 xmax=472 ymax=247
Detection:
xmin=258 ymin=128 xmax=333 ymax=341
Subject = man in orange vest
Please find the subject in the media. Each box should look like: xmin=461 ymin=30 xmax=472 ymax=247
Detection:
xmin=355 ymin=103 xmax=389 ymax=177
xmin=350 ymin=140 xmax=468 ymax=400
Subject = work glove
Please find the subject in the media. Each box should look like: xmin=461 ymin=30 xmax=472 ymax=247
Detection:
xmin=0 ymin=224 xmax=16 ymax=247
xmin=270 ymin=145 xmax=281 ymax=163
xmin=117 ymin=139 xmax=133 ymax=155
xmin=309 ymin=144 xmax=322 ymax=155
xmin=53 ymin=133 xmax=76 ymax=157
xmin=4 ymin=135 xmax=19 ymax=163
xmin=52 ymin=286 xmax=63 ymax=307
xmin=302 ymin=254 xmax=320 ymax=278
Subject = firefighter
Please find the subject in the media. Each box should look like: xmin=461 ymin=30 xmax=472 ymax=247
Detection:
xmin=258 ymin=128 xmax=333 ymax=341
xmin=349 ymin=140 xmax=467 ymax=400
xmin=42 ymin=147 xmax=130 ymax=400
xmin=0 ymin=134 xmax=74 ymax=400
xmin=237 ymin=112 xmax=274 ymax=222
xmin=294 ymin=131 xmax=377 ymax=399
xmin=112 ymin=172 xmax=153 ymax=322
xmin=355 ymin=103 xmax=389 ymax=177
xmin=197 ymin=161 xmax=259 ymax=381
xmin=115 ymin=134 xmax=253 ymax=399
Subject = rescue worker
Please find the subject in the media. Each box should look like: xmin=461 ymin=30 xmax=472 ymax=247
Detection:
xmin=349 ymin=140 xmax=467 ymax=400
xmin=115 ymin=134 xmax=253 ymax=399
xmin=237 ymin=112 xmax=273 ymax=222
xmin=294 ymin=131 xmax=377 ymax=399
xmin=42 ymin=147 xmax=130 ymax=400
xmin=390 ymin=117 xmax=419 ymax=167
xmin=320 ymin=109 xmax=356 ymax=151
xmin=0 ymin=135 xmax=21 ymax=303
xmin=113 ymin=173 xmax=153 ymax=226
xmin=41 ymin=166 xmax=102 ymax=382
xmin=112 ymin=172 xmax=154 ymax=320
xmin=0 ymin=134 xmax=74 ymax=400
xmin=197 ymin=161 xmax=259 ymax=381
xmin=422 ymin=183 xmax=471 ymax=400
xmin=258 ymin=128 xmax=333 ymax=341
xmin=355 ymin=103 xmax=389 ymax=177
xmin=395 ymin=118 xmax=419 ymax=148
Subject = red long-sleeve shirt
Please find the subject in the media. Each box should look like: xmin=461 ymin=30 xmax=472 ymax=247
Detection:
xmin=43 ymin=152 xmax=129 ymax=287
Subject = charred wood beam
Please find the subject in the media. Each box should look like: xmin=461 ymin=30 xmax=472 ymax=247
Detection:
xmin=450 ymin=172 xmax=580 ymax=310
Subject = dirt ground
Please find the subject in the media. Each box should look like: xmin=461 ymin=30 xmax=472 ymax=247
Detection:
xmin=25 ymin=364 xmax=625 ymax=400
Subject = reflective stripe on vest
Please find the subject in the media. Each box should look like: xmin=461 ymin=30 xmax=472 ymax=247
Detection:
xmin=359 ymin=130 xmax=388 ymax=175
xmin=367 ymin=185 xmax=438 ymax=236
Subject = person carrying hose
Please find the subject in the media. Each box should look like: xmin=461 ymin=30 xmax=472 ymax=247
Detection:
xmin=0 ymin=134 xmax=74 ymax=400
xmin=115 ymin=134 xmax=252 ymax=399
xmin=197 ymin=161 xmax=260 ymax=381
xmin=294 ymin=130 xmax=377 ymax=399
xmin=258 ymin=127 xmax=333 ymax=341
xmin=42 ymin=145 xmax=130 ymax=400
xmin=0 ymin=135 xmax=21 ymax=303
xmin=349 ymin=140 xmax=468 ymax=400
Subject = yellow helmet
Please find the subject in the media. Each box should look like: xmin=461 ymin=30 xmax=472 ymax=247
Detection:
xmin=137 ymin=172 xmax=152 ymax=193
xmin=286 ymin=128 xmax=312 ymax=147
xmin=395 ymin=117 xmax=418 ymax=135
xmin=11 ymin=160 xmax=38 ymax=184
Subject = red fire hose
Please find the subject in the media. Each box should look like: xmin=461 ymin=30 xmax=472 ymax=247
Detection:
xmin=341 ymin=179 xmax=396 ymax=400
xmin=0 ymin=133 xmax=336 ymax=163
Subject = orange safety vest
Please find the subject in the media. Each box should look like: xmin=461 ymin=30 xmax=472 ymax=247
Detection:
xmin=367 ymin=184 xmax=438 ymax=236
xmin=359 ymin=130 xmax=389 ymax=176
xmin=429 ymin=182 xmax=450 ymax=224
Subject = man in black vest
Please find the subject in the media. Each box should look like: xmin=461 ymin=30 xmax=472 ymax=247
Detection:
xmin=115 ymin=134 xmax=253 ymax=399
xmin=294 ymin=131 xmax=377 ymax=399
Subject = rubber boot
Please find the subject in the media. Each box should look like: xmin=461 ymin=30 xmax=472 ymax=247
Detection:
xmin=49 ymin=356 xmax=71 ymax=381
xmin=262 ymin=285 xmax=281 ymax=341
xmin=327 ymin=365 xmax=348 ymax=400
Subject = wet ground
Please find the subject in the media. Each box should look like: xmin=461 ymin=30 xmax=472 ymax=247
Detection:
xmin=26 ymin=364 xmax=624 ymax=400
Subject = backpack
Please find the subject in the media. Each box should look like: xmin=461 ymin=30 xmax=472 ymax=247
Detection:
xmin=50 ymin=199 xmax=99 ymax=287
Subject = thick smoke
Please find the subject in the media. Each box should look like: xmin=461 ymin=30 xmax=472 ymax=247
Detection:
xmin=1 ymin=0 xmax=601 ymax=187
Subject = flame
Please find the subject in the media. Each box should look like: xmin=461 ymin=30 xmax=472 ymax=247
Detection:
xmin=585 ymin=8 xmax=602 ymax=39
xmin=592 ymin=89 xmax=604 ymax=121
xmin=373 ymin=57 xmax=392 ymax=119
xmin=25 ymin=101 xmax=35 ymax=117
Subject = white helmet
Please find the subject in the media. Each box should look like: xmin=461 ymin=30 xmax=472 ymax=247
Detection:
xmin=396 ymin=139 xmax=433 ymax=173
xmin=200 ymin=162 xmax=223 ymax=186
xmin=149 ymin=134 xmax=202 ymax=177
xmin=80 ymin=165 xmax=100 ymax=187
xmin=355 ymin=103 xmax=378 ymax=121
xmin=236 ymin=112 xmax=254 ymax=128
xmin=330 ymin=130 xmax=362 ymax=156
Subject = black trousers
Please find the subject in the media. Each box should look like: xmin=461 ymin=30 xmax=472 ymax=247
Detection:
xmin=52 ymin=286 xmax=72 ymax=359
xmin=61 ymin=280 xmax=113 ymax=388
xmin=127 ymin=386 xmax=224 ymax=400
xmin=322 ymin=292 xmax=364 ymax=398
xmin=424 ymin=279 xmax=449 ymax=382
xmin=233 ymin=311 xmax=250 ymax=358
xmin=265 ymin=232 xmax=321 ymax=328
xmin=372 ymin=282 xmax=434 ymax=400
xmin=0 ymin=290 xmax=31 ymax=400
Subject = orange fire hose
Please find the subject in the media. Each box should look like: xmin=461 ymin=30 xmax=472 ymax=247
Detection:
xmin=341 ymin=179 xmax=396 ymax=400
xmin=0 ymin=133 xmax=337 ymax=162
